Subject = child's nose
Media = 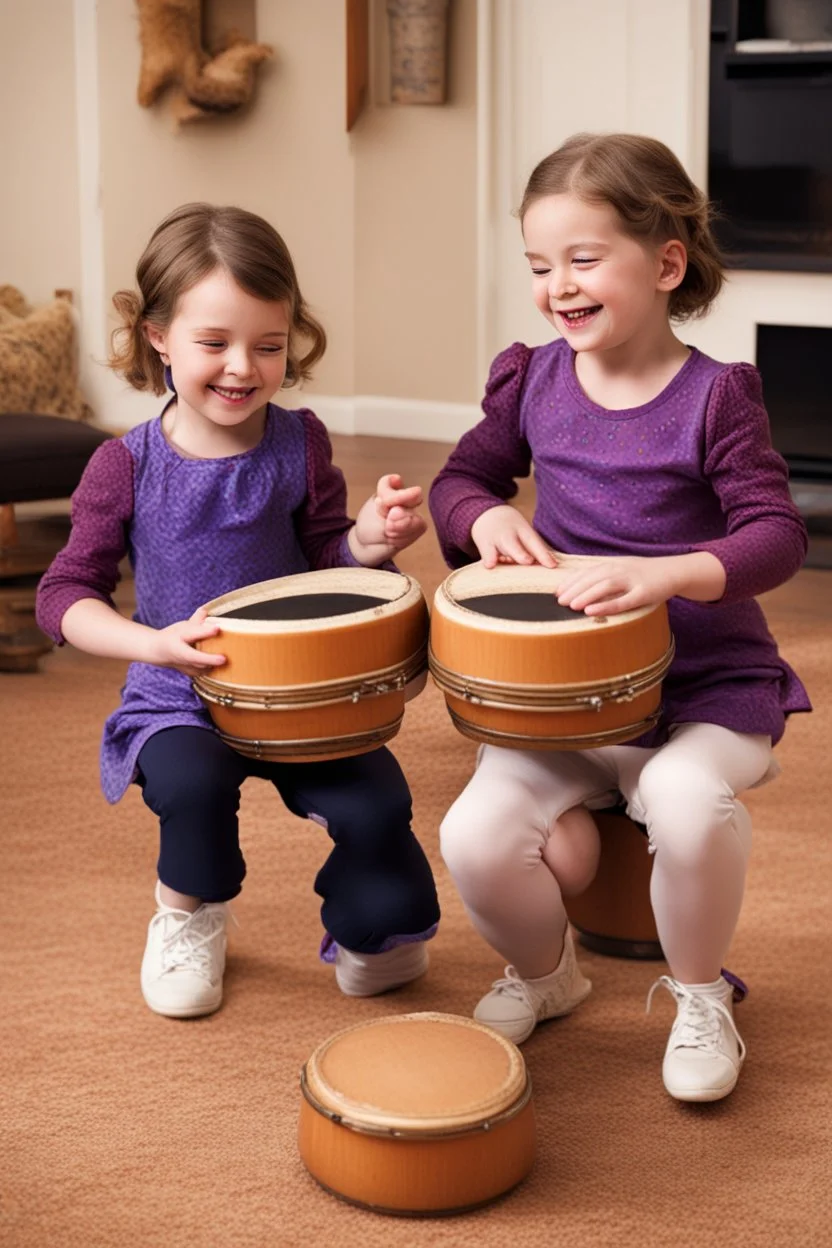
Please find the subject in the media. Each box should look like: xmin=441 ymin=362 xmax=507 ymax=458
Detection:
xmin=226 ymin=350 xmax=255 ymax=378
xmin=550 ymin=271 xmax=579 ymax=301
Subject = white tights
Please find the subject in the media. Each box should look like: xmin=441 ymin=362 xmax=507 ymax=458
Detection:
xmin=440 ymin=723 xmax=774 ymax=985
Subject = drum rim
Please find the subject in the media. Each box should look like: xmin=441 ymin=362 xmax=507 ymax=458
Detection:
xmin=194 ymin=645 xmax=428 ymax=708
xmin=299 ymin=1065 xmax=533 ymax=1141
xmin=210 ymin=717 xmax=403 ymax=759
xmin=445 ymin=703 xmax=662 ymax=749
xmin=428 ymin=639 xmax=674 ymax=711
xmin=302 ymin=1012 xmax=529 ymax=1134
xmin=435 ymin=561 xmax=660 ymax=635
xmin=200 ymin=568 xmax=425 ymax=635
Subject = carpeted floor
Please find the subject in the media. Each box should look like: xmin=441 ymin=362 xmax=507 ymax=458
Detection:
xmin=1 ymin=436 xmax=830 ymax=1247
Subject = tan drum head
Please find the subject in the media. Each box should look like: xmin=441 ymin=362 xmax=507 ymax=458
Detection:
xmin=303 ymin=1012 xmax=529 ymax=1136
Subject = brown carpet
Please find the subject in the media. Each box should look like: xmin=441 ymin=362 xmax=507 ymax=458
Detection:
xmin=2 ymin=440 xmax=830 ymax=1247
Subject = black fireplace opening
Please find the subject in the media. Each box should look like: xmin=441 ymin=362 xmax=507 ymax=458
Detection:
xmin=756 ymin=322 xmax=832 ymax=567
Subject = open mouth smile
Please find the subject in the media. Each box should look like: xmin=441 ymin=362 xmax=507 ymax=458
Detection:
xmin=558 ymin=306 xmax=601 ymax=328
xmin=209 ymin=385 xmax=257 ymax=405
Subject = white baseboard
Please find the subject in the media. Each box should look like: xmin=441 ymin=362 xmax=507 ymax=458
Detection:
xmin=100 ymin=391 xmax=482 ymax=444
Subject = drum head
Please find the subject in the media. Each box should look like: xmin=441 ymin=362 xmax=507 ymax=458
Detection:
xmin=303 ymin=1012 xmax=528 ymax=1135
xmin=435 ymin=560 xmax=656 ymax=634
xmin=201 ymin=567 xmax=422 ymax=636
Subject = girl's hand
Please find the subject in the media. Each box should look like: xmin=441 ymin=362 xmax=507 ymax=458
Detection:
xmin=146 ymin=607 xmax=227 ymax=677
xmin=555 ymin=551 xmax=727 ymax=615
xmin=555 ymin=556 xmax=681 ymax=616
xmin=471 ymin=505 xmax=557 ymax=569
xmin=350 ymin=474 xmax=428 ymax=564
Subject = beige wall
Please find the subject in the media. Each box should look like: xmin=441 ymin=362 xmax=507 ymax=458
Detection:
xmin=0 ymin=0 xmax=480 ymax=422
xmin=354 ymin=0 xmax=478 ymax=403
xmin=0 ymin=1 xmax=81 ymax=305
xmin=97 ymin=0 xmax=357 ymax=398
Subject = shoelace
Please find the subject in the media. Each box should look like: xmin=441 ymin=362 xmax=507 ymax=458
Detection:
xmin=154 ymin=906 xmax=233 ymax=981
xmin=646 ymin=975 xmax=747 ymax=1063
xmin=487 ymin=966 xmax=540 ymax=1010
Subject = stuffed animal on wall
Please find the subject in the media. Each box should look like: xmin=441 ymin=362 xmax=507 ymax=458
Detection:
xmin=136 ymin=0 xmax=273 ymax=126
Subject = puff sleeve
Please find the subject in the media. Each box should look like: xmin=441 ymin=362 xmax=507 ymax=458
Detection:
xmin=429 ymin=343 xmax=534 ymax=568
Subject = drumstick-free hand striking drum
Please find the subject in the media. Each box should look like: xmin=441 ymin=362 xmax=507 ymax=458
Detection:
xmin=429 ymin=559 xmax=674 ymax=750
xmin=298 ymin=1012 xmax=536 ymax=1215
xmin=193 ymin=568 xmax=428 ymax=762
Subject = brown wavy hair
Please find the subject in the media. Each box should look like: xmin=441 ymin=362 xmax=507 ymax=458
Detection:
xmin=110 ymin=203 xmax=326 ymax=394
xmin=519 ymin=133 xmax=724 ymax=321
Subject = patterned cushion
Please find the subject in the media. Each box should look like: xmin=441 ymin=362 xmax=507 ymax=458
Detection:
xmin=0 ymin=291 xmax=91 ymax=422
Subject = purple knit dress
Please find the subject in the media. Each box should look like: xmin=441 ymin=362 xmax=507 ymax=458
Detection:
xmin=37 ymin=404 xmax=365 ymax=802
xmin=429 ymin=340 xmax=811 ymax=747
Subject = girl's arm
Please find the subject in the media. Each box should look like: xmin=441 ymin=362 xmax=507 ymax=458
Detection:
xmin=36 ymin=439 xmax=134 ymax=643
xmin=691 ymin=363 xmax=808 ymax=602
xmin=555 ymin=364 xmax=808 ymax=616
xmin=429 ymin=343 xmax=538 ymax=567
xmin=36 ymin=440 xmax=223 ymax=676
xmin=295 ymin=410 xmax=425 ymax=569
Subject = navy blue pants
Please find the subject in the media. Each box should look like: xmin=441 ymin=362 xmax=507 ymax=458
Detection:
xmin=136 ymin=727 xmax=440 ymax=954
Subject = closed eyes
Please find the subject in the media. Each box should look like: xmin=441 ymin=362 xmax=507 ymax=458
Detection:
xmin=198 ymin=341 xmax=284 ymax=353
xmin=530 ymin=258 xmax=599 ymax=276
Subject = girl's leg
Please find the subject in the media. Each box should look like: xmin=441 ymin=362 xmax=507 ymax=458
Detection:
xmin=440 ymin=745 xmax=615 ymax=976
xmin=624 ymin=724 xmax=770 ymax=983
xmin=137 ymin=726 xmax=249 ymax=903
xmin=618 ymin=724 xmax=772 ymax=1101
xmin=271 ymin=747 xmax=440 ymax=993
xmin=136 ymin=727 xmax=249 ymax=1018
xmin=440 ymin=745 xmax=617 ymax=1042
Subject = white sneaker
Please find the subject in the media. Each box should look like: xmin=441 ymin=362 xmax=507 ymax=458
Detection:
xmin=647 ymin=975 xmax=746 ymax=1102
xmin=473 ymin=926 xmax=592 ymax=1044
xmin=335 ymin=941 xmax=429 ymax=997
xmin=140 ymin=883 xmax=229 ymax=1018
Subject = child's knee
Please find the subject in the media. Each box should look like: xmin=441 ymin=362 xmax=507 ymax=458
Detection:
xmin=440 ymin=803 xmax=529 ymax=893
xmin=638 ymin=766 xmax=746 ymax=865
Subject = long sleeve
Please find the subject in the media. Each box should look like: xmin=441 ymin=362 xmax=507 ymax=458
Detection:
xmin=35 ymin=439 xmax=134 ymax=644
xmin=692 ymin=364 xmax=808 ymax=602
xmin=294 ymin=409 xmax=362 ymax=570
xmin=429 ymin=343 xmax=534 ymax=567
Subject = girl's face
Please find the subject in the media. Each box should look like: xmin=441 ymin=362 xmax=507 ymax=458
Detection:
xmin=146 ymin=268 xmax=290 ymax=431
xmin=521 ymin=194 xmax=685 ymax=355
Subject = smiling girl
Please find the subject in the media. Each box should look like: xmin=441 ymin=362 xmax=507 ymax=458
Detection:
xmin=429 ymin=133 xmax=810 ymax=1102
xmin=36 ymin=203 xmax=439 ymax=1019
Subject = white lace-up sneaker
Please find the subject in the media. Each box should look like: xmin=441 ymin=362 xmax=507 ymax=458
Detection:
xmin=140 ymin=883 xmax=230 ymax=1018
xmin=335 ymin=941 xmax=429 ymax=997
xmin=473 ymin=926 xmax=592 ymax=1044
xmin=647 ymin=975 xmax=746 ymax=1102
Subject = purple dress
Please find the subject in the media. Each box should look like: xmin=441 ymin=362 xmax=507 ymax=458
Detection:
xmin=429 ymin=340 xmax=811 ymax=746
xmin=37 ymin=404 xmax=367 ymax=802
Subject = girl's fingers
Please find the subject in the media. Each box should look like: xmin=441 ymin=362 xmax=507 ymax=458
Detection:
xmin=501 ymin=539 xmax=534 ymax=565
xmin=518 ymin=531 xmax=558 ymax=566
xmin=478 ymin=540 xmax=498 ymax=569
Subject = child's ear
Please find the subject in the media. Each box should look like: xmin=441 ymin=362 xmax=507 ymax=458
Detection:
xmin=657 ymin=240 xmax=687 ymax=292
xmin=143 ymin=321 xmax=168 ymax=359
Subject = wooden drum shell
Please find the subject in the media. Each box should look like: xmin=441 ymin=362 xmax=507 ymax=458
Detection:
xmin=565 ymin=810 xmax=663 ymax=959
xmin=430 ymin=561 xmax=673 ymax=750
xmin=193 ymin=569 xmax=429 ymax=762
xmin=298 ymin=1013 xmax=536 ymax=1215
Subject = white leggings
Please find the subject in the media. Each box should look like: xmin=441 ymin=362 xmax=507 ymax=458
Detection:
xmin=440 ymin=723 xmax=774 ymax=985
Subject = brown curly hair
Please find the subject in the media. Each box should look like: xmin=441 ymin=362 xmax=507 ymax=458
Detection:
xmin=110 ymin=203 xmax=326 ymax=394
xmin=519 ymin=133 xmax=725 ymax=321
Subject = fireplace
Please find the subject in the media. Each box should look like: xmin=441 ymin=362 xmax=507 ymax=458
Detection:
xmin=756 ymin=323 xmax=832 ymax=567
